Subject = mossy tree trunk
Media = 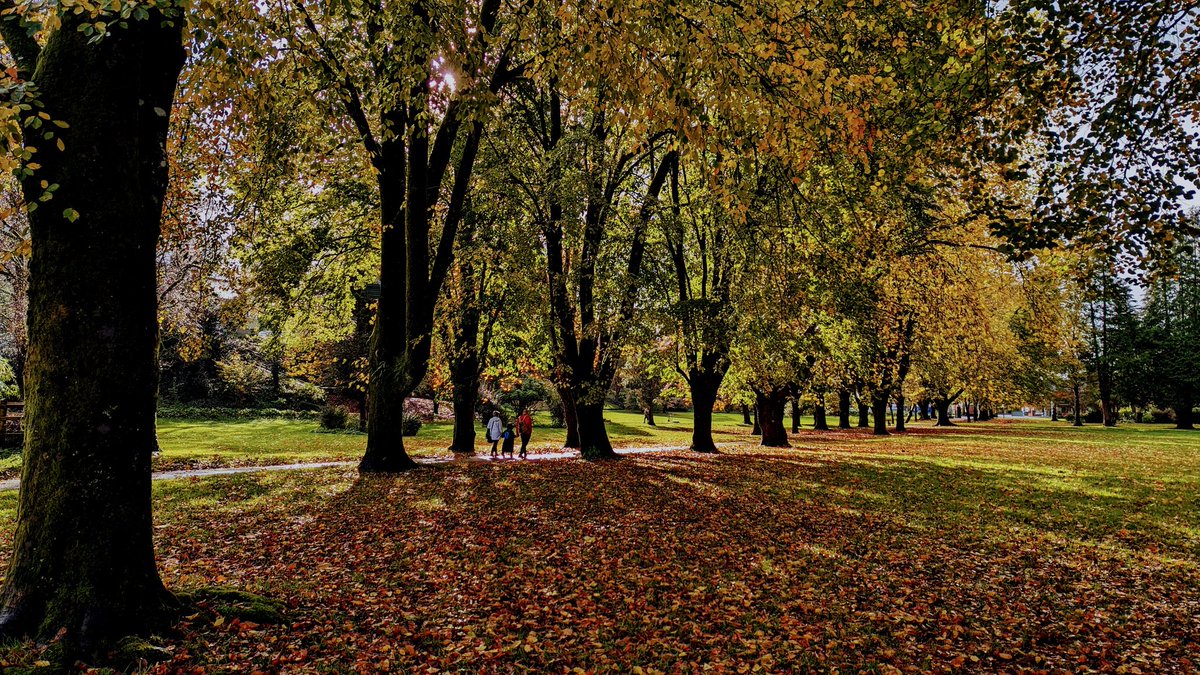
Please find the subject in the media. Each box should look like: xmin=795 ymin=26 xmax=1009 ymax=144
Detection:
xmin=0 ymin=10 xmax=184 ymax=655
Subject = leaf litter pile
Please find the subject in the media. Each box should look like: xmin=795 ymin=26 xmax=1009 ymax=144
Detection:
xmin=4 ymin=436 xmax=1200 ymax=673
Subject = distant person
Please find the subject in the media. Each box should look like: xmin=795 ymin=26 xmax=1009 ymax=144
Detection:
xmin=501 ymin=423 xmax=516 ymax=459
xmin=487 ymin=410 xmax=503 ymax=457
xmin=516 ymin=409 xmax=533 ymax=459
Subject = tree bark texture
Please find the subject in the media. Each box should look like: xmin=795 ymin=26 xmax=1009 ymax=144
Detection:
xmin=0 ymin=11 xmax=185 ymax=653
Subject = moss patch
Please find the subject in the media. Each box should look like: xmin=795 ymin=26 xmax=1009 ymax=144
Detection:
xmin=179 ymin=587 xmax=287 ymax=625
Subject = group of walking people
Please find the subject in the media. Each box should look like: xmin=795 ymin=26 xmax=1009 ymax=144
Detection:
xmin=485 ymin=409 xmax=533 ymax=459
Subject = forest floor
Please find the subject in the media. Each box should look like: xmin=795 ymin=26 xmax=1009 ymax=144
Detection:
xmin=0 ymin=419 xmax=1198 ymax=672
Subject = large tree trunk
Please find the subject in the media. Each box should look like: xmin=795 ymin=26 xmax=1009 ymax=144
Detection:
xmin=837 ymin=389 xmax=851 ymax=429
xmin=357 ymin=159 xmax=420 ymax=470
xmin=741 ymin=403 xmax=752 ymax=425
xmin=576 ymin=401 xmax=615 ymax=459
xmin=1101 ymin=398 xmax=1118 ymax=427
xmin=447 ymin=270 xmax=482 ymax=454
xmin=935 ymin=399 xmax=954 ymax=426
xmin=1175 ymin=393 xmax=1194 ymax=430
xmin=755 ymin=390 xmax=789 ymax=447
xmin=689 ymin=373 xmax=722 ymax=453
xmin=0 ymin=13 xmax=184 ymax=654
xmin=895 ymin=393 xmax=906 ymax=433
xmin=872 ymin=392 xmax=890 ymax=436
xmin=813 ymin=396 xmax=829 ymax=431
xmin=361 ymin=288 xmax=419 ymax=472
xmin=558 ymin=386 xmax=580 ymax=448
xmin=857 ymin=395 xmax=870 ymax=428
xmin=643 ymin=405 xmax=656 ymax=427
xmin=1073 ymin=382 xmax=1084 ymax=426
xmin=751 ymin=403 xmax=761 ymax=435
xmin=448 ymin=374 xmax=478 ymax=454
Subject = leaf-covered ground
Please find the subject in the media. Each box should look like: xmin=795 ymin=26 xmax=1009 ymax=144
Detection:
xmin=0 ymin=420 xmax=1198 ymax=672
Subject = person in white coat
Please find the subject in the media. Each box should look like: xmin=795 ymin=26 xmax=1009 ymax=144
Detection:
xmin=486 ymin=410 xmax=503 ymax=457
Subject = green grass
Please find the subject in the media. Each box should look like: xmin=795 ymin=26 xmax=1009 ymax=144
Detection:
xmin=143 ymin=409 xmax=757 ymax=473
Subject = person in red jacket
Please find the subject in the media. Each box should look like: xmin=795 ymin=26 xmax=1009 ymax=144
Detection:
xmin=516 ymin=409 xmax=533 ymax=459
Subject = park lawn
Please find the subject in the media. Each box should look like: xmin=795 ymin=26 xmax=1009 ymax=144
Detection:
xmin=0 ymin=409 xmax=754 ymax=480
xmin=147 ymin=410 xmax=755 ymax=474
xmin=1 ymin=418 xmax=1197 ymax=672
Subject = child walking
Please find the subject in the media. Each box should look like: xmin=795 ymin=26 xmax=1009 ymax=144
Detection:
xmin=501 ymin=423 xmax=517 ymax=459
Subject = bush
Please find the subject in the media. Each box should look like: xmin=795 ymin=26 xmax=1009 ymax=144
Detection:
xmin=280 ymin=378 xmax=326 ymax=408
xmin=214 ymin=353 xmax=270 ymax=404
xmin=402 ymin=414 xmax=422 ymax=436
xmin=0 ymin=357 xmax=20 ymax=401
xmin=499 ymin=376 xmax=550 ymax=413
xmin=546 ymin=389 xmax=566 ymax=428
xmin=320 ymin=406 xmax=349 ymax=430
xmin=157 ymin=404 xmax=321 ymax=421
xmin=1149 ymin=408 xmax=1175 ymax=424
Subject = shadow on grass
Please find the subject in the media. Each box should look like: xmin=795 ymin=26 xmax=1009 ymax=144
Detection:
xmin=599 ymin=417 xmax=654 ymax=439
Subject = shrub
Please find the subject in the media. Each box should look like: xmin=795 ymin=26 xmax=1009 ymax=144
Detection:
xmin=1149 ymin=408 xmax=1175 ymax=424
xmin=547 ymin=394 xmax=566 ymax=428
xmin=0 ymin=357 xmax=20 ymax=401
xmin=157 ymin=404 xmax=321 ymax=421
xmin=280 ymin=378 xmax=326 ymax=408
xmin=215 ymin=353 xmax=271 ymax=404
xmin=320 ymin=406 xmax=349 ymax=430
xmin=402 ymin=413 xmax=422 ymax=436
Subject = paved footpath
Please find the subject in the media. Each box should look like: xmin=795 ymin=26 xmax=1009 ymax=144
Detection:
xmin=0 ymin=444 xmax=707 ymax=493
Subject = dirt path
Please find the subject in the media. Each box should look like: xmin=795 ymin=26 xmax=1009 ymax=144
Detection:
xmin=0 ymin=444 xmax=706 ymax=493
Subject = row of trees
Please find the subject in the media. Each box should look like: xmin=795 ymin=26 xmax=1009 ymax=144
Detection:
xmin=1068 ymin=237 xmax=1200 ymax=429
xmin=0 ymin=0 xmax=1195 ymax=661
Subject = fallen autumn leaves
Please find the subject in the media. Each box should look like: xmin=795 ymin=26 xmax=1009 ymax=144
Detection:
xmin=2 ymin=430 xmax=1199 ymax=673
